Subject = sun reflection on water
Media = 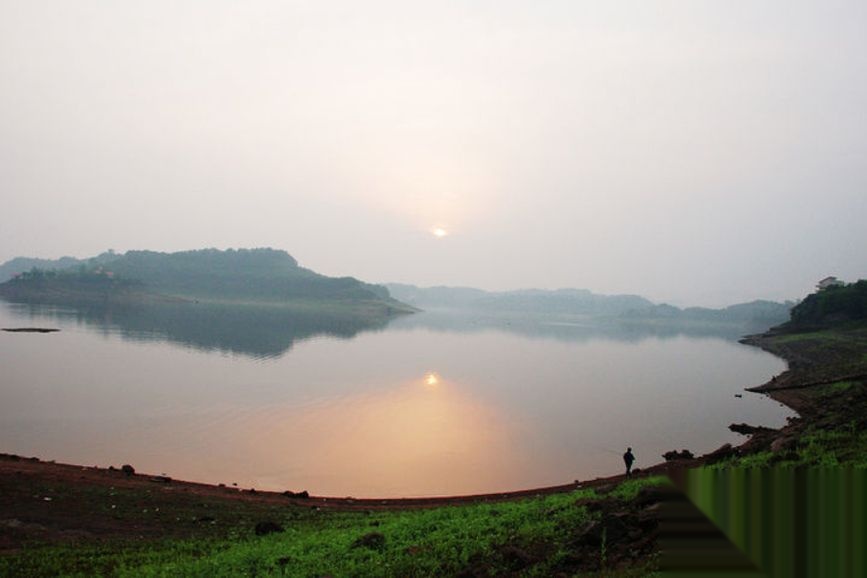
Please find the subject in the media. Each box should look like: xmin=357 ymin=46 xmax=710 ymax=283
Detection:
xmin=224 ymin=379 xmax=523 ymax=496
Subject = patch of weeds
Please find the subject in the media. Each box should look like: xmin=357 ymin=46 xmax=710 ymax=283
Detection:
xmin=820 ymin=380 xmax=856 ymax=397
xmin=774 ymin=331 xmax=839 ymax=344
xmin=712 ymin=451 xmax=775 ymax=469
xmin=606 ymin=476 xmax=669 ymax=501
xmin=599 ymin=526 xmax=608 ymax=569
xmin=794 ymin=425 xmax=867 ymax=467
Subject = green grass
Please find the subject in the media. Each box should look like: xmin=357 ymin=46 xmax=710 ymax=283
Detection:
xmin=717 ymin=451 xmax=775 ymax=469
xmin=715 ymin=424 xmax=867 ymax=470
xmin=794 ymin=426 xmax=867 ymax=467
xmin=773 ymin=330 xmax=839 ymax=344
xmin=0 ymin=477 xmax=667 ymax=577
xmin=770 ymin=325 xmax=867 ymax=352
xmin=797 ymin=380 xmax=860 ymax=402
xmin=820 ymin=380 xmax=856 ymax=396
xmin=605 ymin=476 xmax=666 ymax=501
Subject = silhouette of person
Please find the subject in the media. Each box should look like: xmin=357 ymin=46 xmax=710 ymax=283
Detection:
xmin=623 ymin=447 xmax=635 ymax=477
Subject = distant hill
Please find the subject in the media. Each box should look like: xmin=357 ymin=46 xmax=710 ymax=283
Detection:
xmin=385 ymin=284 xmax=491 ymax=309
xmin=0 ymin=248 xmax=414 ymax=316
xmin=386 ymin=283 xmax=792 ymax=327
xmin=387 ymin=283 xmax=653 ymax=317
xmin=623 ymin=299 xmax=793 ymax=327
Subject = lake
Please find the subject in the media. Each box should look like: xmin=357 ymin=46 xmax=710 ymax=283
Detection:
xmin=0 ymin=301 xmax=792 ymax=497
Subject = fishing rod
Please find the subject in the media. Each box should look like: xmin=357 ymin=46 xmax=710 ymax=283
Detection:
xmin=594 ymin=446 xmax=630 ymax=457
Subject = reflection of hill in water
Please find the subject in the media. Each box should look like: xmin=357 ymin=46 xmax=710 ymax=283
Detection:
xmin=387 ymin=309 xmax=771 ymax=342
xmin=17 ymin=302 xmax=391 ymax=359
xmin=7 ymin=301 xmax=771 ymax=359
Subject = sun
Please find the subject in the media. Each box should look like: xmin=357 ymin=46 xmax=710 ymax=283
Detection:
xmin=424 ymin=372 xmax=440 ymax=387
xmin=431 ymin=227 xmax=449 ymax=238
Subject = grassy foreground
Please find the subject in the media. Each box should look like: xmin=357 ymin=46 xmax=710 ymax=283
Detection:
xmin=0 ymin=473 xmax=664 ymax=577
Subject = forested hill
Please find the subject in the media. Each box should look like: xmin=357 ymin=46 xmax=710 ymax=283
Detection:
xmin=786 ymin=280 xmax=867 ymax=329
xmin=0 ymin=248 xmax=414 ymax=313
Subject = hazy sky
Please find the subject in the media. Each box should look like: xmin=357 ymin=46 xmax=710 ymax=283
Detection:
xmin=2 ymin=1 xmax=865 ymax=306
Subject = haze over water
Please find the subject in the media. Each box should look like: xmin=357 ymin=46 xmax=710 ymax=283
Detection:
xmin=0 ymin=302 xmax=791 ymax=497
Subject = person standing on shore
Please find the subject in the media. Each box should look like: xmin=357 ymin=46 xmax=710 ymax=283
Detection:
xmin=623 ymin=447 xmax=635 ymax=477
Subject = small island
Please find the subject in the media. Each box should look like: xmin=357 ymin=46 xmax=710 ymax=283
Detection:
xmin=0 ymin=248 xmax=416 ymax=318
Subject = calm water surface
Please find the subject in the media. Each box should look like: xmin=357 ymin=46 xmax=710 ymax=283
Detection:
xmin=0 ymin=302 xmax=791 ymax=497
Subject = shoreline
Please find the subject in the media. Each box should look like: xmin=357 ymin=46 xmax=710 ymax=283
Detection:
xmin=0 ymin=451 xmax=668 ymax=510
xmin=0 ymin=330 xmax=805 ymax=508
xmin=4 ymin=321 xmax=859 ymax=554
